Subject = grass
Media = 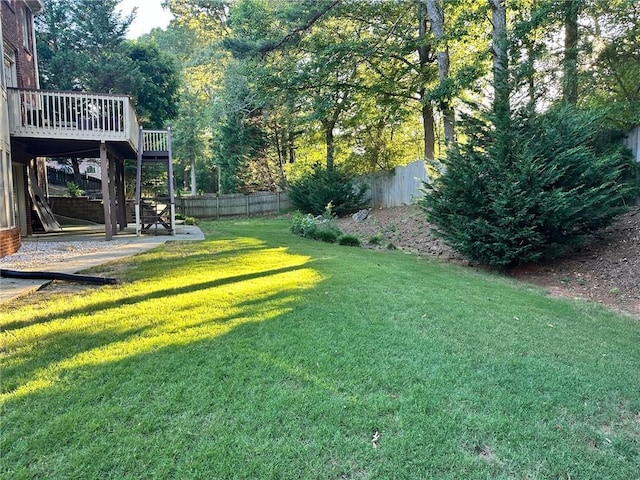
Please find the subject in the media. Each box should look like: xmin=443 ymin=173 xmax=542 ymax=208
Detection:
xmin=1 ymin=217 xmax=639 ymax=479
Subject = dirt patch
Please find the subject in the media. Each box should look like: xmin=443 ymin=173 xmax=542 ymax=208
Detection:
xmin=336 ymin=205 xmax=640 ymax=317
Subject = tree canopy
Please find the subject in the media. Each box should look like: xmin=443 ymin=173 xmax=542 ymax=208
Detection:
xmin=36 ymin=0 xmax=180 ymax=129
xmin=37 ymin=0 xmax=639 ymax=196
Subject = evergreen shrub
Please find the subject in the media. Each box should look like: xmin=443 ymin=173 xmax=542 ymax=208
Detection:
xmin=421 ymin=105 xmax=637 ymax=268
xmin=288 ymin=164 xmax=369 ymax=217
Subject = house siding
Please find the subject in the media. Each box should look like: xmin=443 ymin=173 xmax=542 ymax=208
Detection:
xmin=1 ymin=0 xmax=41 ymax=257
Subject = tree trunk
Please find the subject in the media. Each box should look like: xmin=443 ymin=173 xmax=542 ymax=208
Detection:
xmin=418 ymin=0 xmax=435 ymax=159
xmin=425 ymin=0 xmax=455 ymax=145
xmin=323 ymin=119 xmax=336 ymax=171
xmin=71 ymin=158 xmax=82 ymax=186
xmin=190 ymin=158 xmax=196 ymax=195
xmin=488 ymin=0 xmax=510 ymax=131
xmin=563 ymin=0 xmax=579 ymax=104
xmin=288 ymin=131 xmax=296 ymax=164
xmin=526 ymin=40 xmax=536 ymax=113
xmin=422 ymin=99 xmax=435 ymax=161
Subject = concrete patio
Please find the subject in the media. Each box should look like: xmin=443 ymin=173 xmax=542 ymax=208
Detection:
xmin=0 ymin=224 xmax=204 ymax=304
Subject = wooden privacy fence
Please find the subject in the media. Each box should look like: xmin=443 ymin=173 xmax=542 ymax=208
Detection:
xmin=358 ymin=160 xmax=428 ymax=208
xmin=176 ymin=162 xmax=429 ymax=218
xmin=623 ymin=126 xmax=639 ymax=162
xmin=177 ymin=192 xmax=291 ymax=218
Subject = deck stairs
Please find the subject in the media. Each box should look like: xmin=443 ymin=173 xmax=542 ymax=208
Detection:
xmin=135 ymin=128 xmax=176 ymax=235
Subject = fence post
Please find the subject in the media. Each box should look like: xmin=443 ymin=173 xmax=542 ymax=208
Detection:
xmin=246 ymin=195 xmax=250 ymax=218
xmin=216 ymin=195 xmax=220 ymax=219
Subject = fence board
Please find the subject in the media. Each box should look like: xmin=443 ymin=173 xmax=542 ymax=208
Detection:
xmin=47 ymin=166 xmax=102 ymax=192
xmin=359 ymin=160 xmax=428 ymax=208
xmin=177 ymin=192 xmax=290 ymax=218
xmin=623 ymin=126 xmax=639 ymax=162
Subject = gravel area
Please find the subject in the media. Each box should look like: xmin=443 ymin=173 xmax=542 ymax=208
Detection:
xmin=0 ymin=240 xmax=131 ymax=271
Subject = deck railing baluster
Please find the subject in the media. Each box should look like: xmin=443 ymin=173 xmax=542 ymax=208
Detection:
xmin=7 ymin=87 xmax=139 ymax=148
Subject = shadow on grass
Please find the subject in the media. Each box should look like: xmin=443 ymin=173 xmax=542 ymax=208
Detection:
xmin=2 ymin=283 xmax=316 ymax=401
xmin=2 ymin=224 xmax=325 ymax=403
xmin=1 ymin=325 xmax=150 ymax=395
xmin=3 ymin=263 xmax=309 ymax=331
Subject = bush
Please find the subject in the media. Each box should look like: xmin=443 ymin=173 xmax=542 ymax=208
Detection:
xmin=66 ymin=182 xmax=85 ymax=197
xmin=290 ymin=212 xmax=318 ymax=237
xmin=338 ymin=234 xmax=361 ymax=247
xmin=288 ymin=164 xmax=369 ymax=217
xmin=368 ymin=232 xmax=385 ymax=245
xmin=290 ymin=210 xmax=343 ymax=243
xmin=421 ymin=105 xmax=637 ymax=268
xmin=309 ymin=224 xmax=342 ymax=243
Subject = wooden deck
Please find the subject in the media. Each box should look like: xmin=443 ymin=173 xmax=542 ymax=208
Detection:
xmin=7 ymin=88 xmax=139 ymax=158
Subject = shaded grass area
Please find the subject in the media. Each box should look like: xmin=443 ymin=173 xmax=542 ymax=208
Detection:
xmin=1 ymin=218 xmax=639 ymax=479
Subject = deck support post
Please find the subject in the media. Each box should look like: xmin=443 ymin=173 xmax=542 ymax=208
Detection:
xmin=100 ymin=141 xmax=112 ymax=240
xmin=116 ymin=158 xmax=127 ymax=230
xmin=108 ymin=149 xmax=118 ymax=235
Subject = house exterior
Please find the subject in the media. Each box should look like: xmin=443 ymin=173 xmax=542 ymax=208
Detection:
xmin=0 ymin=0 xmax=42 ymax=256
xmin=48 ymin=158 xmax=103 ymax=180
xmin=0 ymin=0 xmax=173 ymax=258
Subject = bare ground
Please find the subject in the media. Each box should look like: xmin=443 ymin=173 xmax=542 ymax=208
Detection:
xmin=336 ymin=205 xmax=640 ymax=318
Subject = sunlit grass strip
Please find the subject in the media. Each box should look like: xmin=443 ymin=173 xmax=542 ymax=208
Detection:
xmin=1 ymin=241 xmax=322 ymax=401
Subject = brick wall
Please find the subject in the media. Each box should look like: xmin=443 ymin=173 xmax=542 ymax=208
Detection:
xmin=1 ymin=0 xmax=39 ymax=89
xmin=49 ymin=196 xmax=106 ymax=223
xmin=0 ymin=227 xmax=21 ymax=257
xmin=49 ymin=197 xmax=135 ymax=224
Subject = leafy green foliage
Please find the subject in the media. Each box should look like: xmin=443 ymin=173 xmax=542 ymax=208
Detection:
xmin=65 ymin=182 xmax=84 ymax=198
xmin=290 ymin=211 xmax=343 ymax=243
xmin=37 ymin=0 xmax=135 ymax=92
xmin=337 ymin=234 xmax=361 ymax=247
xmin=288 ymin=164 xmax=369 ymax=217
xmin=290 ymin=212 xmax=318 ymax=237
xmin=124 ymin=42 xmax=180 ymax=128
xmin=309 ymin=223 xmax=342 ymax=243
xmin=35 ymin=0 xmax=179 ymax=129
xmin=368 ymin=232 xmax=385 ymax=245
xmin=421 ymin=105 xmax=637 ymax=268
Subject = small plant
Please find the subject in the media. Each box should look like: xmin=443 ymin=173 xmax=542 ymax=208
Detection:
xmin=66 ymin=182 xmax=85 ymax=197
xmin=184 ymin=216 xmax=198 ymax=225
xmin=386 ymin=242 xmax=397 ymax=250
xmin=291 ymin=212 xmax=318 ymax=237
xmin=175 ymin=213 xmax=186 ymax=220
xmin=310 ymin=225 xmax=342 ymax=243
xmin=323 ymin=202 xmax=335 ymax=220
xmin=368 ymin=232 xmax=385 ymax=245
xmin=338 ymin=234 xmax=361 ymax=247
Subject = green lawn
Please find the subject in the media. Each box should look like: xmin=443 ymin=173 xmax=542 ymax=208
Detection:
xmin=1 ymin=218 xmax=638 ymax=479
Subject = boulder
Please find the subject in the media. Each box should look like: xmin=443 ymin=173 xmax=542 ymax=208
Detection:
xmin=352 ymin=209 xmax=370 ymax=222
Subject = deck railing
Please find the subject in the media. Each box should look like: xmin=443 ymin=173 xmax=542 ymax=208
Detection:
xmin=141 ymin=129 xmax=169 ymax=153
xmin=7 ymin=88 xmax=139 ymax=146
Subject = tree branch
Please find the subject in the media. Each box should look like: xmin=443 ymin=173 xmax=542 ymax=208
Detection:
xmin=260 ymin=0 xmax=342 ymax=55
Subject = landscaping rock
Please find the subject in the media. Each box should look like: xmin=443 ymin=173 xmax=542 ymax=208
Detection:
xmin=352 ymin=209 xmax=369 ymax=222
